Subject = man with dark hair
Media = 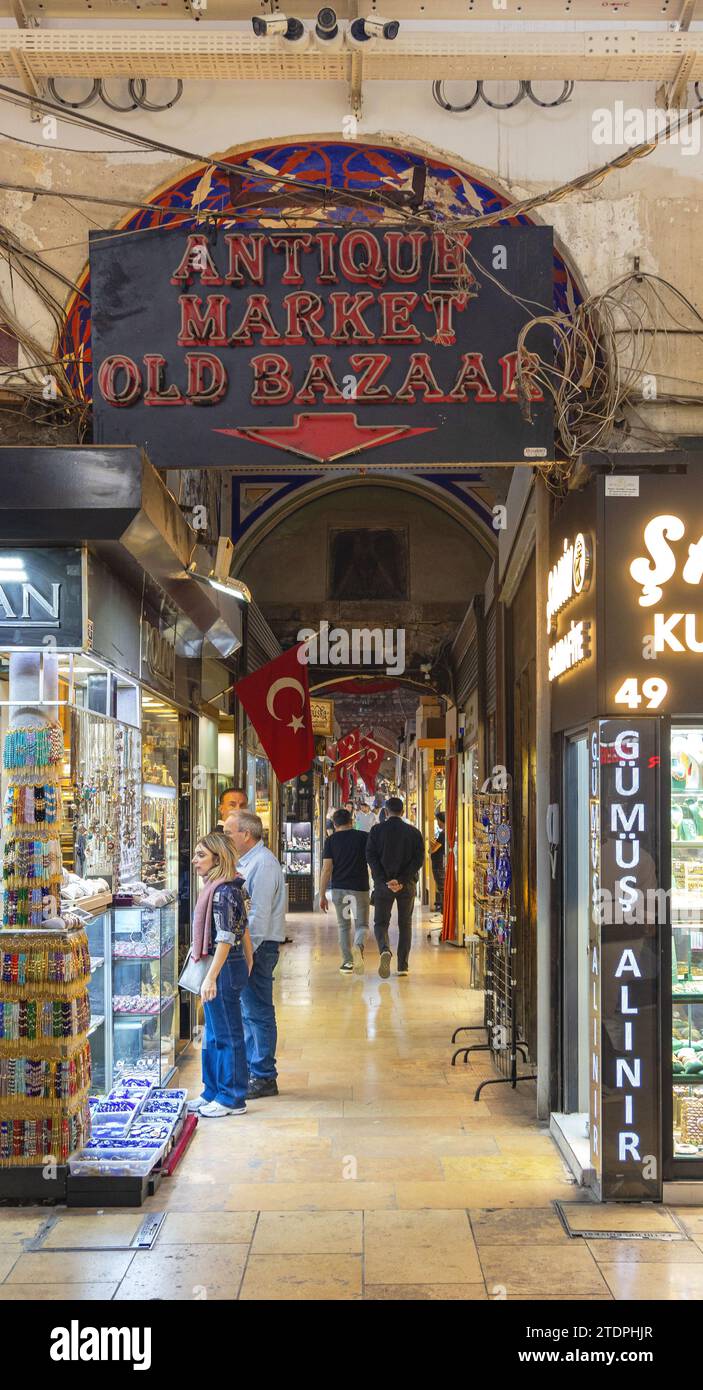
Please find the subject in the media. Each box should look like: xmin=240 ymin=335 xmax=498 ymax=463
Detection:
xmin=366 ymin=797 xmax=424 ymax=978
xmin=216 ymin=786 xmax=248 ymax=830
xmin=430 ymin=810 xmax=446 ymax=915
xmin=319 ymin=807 xmax=370 ymax=974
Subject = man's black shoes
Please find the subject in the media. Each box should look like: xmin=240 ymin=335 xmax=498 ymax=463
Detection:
xmin=247 ymin=1077 xmax=279 ymax=1099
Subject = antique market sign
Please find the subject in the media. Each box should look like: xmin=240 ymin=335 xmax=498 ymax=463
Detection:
xmin=90 ymin=224 xmax=554 ymax=470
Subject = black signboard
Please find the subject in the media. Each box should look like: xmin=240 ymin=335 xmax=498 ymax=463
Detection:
xmin=0 ymin=547 xmax=83 ymax=648
xmin=589 ymin=718 xmax=662 ymax=1201
xmin=602 ymin=469 xmax=703 ymax=717
xmin=90 ymin=224 xmax=554 ymax=471
xmin=549 ymin=464 xmax=703 ymax=729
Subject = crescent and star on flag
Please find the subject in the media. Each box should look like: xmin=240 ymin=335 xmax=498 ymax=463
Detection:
xmin=266 ymin=676 xmax=307 ymax=734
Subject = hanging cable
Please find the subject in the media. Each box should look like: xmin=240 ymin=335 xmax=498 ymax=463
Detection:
xmin=524 ymin=80 xmax=573 ymax=108
xmin=97 ymin=80 xmax=139 ymax=114
xmin=432 ymin=80 xmax=481 ymax=112
xmin=128 ymin=79 xmax=184 ymax=112
xmin=478 ymin=80 xmax=527 ymax=110
xmin=47 ymin=78 xmax=101 ymax=110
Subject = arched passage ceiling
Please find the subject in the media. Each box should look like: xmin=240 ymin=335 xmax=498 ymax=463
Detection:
xmin=239 ymin=477 xmax=495 ymax=686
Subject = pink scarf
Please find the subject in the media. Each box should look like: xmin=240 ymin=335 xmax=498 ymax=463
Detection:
xmin=192 ymin=877 xmax=227 ymax=961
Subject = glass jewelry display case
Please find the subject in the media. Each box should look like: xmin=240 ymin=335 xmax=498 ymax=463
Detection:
xmin=111 ymin=903 xmax=177 ymax=1087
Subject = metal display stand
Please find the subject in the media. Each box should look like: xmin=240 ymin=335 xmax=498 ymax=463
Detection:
xmin=450 ymin=776 xmax=536 ymax=1098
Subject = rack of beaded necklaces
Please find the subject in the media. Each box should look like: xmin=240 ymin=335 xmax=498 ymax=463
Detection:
xmin=0 ymin=711 xmax=92 ymax=1171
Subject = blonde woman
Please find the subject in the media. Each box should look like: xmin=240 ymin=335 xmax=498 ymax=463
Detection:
xmin=188 ymin=831 xmax=253 ymax=1118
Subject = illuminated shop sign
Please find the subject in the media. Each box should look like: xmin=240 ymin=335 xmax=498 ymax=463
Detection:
xmin=604 ymin=487 xmax=703 ymax=714
xmin=588 ymin=718 xmax=661 ymax=1201
xmin=546 ymin=531 xmax=593 ymax=684
xmin=611 ymin=514 xmax=703 ymax=711
xmin=546 ymin=532 xmax=590 ymax=633
xmin=589 ymin=728 xmax=602 ymax=1187
xmin=90 ymin=224 xmax=554 ymax=470
xmin=548 ymin=619 xmax=591 ymax=682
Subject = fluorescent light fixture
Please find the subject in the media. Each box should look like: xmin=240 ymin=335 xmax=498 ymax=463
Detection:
xmin=206 ymin=575 xmax=252 ymax=603
xmin=0 ymin=557 xmax=27 ymax=571
xmin=186 ymin=561 xmax=252 ymax=604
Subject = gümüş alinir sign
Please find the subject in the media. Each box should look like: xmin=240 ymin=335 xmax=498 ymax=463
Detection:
xmin=90 ymin=223 xmax=554 ymax=469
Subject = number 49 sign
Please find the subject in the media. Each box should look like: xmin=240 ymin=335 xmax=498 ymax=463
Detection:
xmin=613 ymin=676 xmax=668 ymax=711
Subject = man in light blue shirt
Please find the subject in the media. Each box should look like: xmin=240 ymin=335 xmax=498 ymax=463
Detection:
xmin=225 ymin=809 xmax=286 ymax=1099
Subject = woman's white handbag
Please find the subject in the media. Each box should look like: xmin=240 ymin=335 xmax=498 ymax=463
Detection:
xmin=178 ymin=949 xmax=211 ymax=995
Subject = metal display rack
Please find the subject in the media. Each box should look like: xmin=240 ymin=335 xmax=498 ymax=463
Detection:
xmin=451 ymin=777 xmax=536 ymax=1100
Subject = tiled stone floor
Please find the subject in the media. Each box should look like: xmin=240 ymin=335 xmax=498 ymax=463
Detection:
xmin=1 ymin=910 xmax=702 ymax=1300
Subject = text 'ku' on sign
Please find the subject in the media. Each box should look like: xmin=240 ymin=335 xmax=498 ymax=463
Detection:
xmin=89 ymin=223 xmax=555 ymax=470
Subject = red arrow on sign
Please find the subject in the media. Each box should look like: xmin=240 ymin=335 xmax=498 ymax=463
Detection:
xmin=214 ymin=412 xmax=435 ymax=463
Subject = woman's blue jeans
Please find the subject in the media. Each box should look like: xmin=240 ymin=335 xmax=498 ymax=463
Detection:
xmin=201 ymin=952 xmax=249 ymax=1108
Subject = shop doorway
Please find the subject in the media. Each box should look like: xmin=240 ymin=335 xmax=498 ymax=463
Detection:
xmin=562 ymin=733 xmax=591 ymax=1122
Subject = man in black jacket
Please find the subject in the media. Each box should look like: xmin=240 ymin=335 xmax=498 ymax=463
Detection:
xmin=366 ymin=797 xmax=425 ymax=979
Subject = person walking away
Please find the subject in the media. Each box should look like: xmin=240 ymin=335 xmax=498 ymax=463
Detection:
xmin=367 ymin=797 xmax=424 ymax=979
xmin=319 ymin=808 xmax=370 ymax=974
xmin=188 ymin=832 xmax=253 ymax=1118
xmin=430 ymin=810 xmax=446 ymax=914
xmin=225 ymin=809 xmax=286 ymax=1098
xmin=216 ymin=786 xmax=247 ymax=830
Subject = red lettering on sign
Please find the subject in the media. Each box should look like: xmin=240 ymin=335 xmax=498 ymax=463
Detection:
xmin=230 ymin=295 xmax=281 ymax=345
xmin=379 ymin=293 xmax=421 ymax=343
xmin=449 ymin=353 xmax=497 ymax=402
xmin=316 ymin=232 xmax=339 ymax=285
xmin=348 ymin=353 xmax=393 ymax=401
xmin=170 ymin=235 xmax=223 ymax=286
xmin=270 ymin=234 xmax=314 ymax=285
xmin=185 ymin=352 xmax=228 ymax=404
xmin=224 ymin=234 xmax=265 ymax=285
xmin=385 ymin=232 xmax=426 ymax=283
xmin=296 ymin=354 xmax=345 ymax=404
xmin=396 ymin=353 xmax=444 ymax=402
xmin=499 ymin=351 xmax=545 ymax=402
xmin=251 ymin=353 xmax=294 ymax=405
xmin=177 ymin=295 xmax=229 ymax=347
xmin=283 ymin=292 xmax=326 ymax=342
xmin=97 ymin=355 xmax=142 ymax=406
xmin=423 ymin=292 xmax=471 ymax=346
xmin=144 ymin=354 xmax=186 ymax=406
xmin=430 ymin=232 xmax=473 ymax=283
xmin=339 ymin=231 xmax=387 ymax=286
xmin=329 ymin=292 xmax=376 ymax=343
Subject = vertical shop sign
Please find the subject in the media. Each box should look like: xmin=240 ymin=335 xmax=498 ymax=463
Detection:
xmin=591 ymin=718 xmax=662 ymax=1200
xmin=588 ymin=723 xmax=602 ymax=1187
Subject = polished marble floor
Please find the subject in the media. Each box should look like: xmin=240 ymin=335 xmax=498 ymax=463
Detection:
xmin=1 ymin=910 xmax=702 ymax=1301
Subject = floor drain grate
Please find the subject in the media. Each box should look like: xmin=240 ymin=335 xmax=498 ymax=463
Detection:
xmin=26 ymin=1211 xmax=166 ymax=1253
xmin=554 ymin=1200 xmax=687 ymax=1241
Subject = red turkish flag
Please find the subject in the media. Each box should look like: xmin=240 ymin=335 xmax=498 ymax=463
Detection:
xmin=234 ymin=643 xmax=314 ymax=784
xmin=334 ymin=727 xmax=360 ymax=788
xmin=357 ymin=736 xmax=386 ymax=794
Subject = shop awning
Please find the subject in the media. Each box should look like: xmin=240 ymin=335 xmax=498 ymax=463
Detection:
xmin=0 ymin=445 xmax=242 ymax=660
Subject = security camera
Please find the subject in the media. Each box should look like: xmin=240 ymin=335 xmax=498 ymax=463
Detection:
xmin=314 ymin=6 xmax=344 ymax=50
xmin=251 ymin=14 xmax=307 ymax=43
xmin=348 ymin=14 xmax=400 ymax=43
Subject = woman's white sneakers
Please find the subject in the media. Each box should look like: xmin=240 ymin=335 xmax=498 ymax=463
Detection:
xmin=199 ymin=1101 xmax=247 ymax=1118
xmin=187 ymin=1095 xmax=208 ymax=1113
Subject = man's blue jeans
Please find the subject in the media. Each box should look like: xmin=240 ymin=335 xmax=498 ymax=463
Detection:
xmin=240 ymin=939 xmax=280 ymax=1080
xmin=201 ymin=952 xmax=249 ymax=1108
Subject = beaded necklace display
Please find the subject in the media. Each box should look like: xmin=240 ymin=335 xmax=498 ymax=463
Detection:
xmin=1 ymin=715 xmax=92 ymax=1166
xmin=3 ymin=720 xmax=64 ymax=929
